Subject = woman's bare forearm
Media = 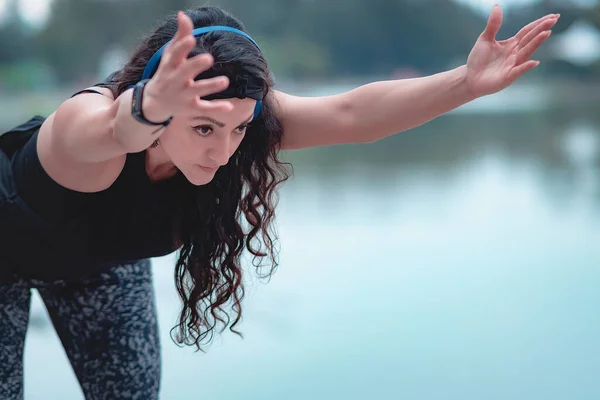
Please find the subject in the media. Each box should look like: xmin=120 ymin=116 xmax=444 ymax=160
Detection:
xmin=339 ymin=65 xmax=474 ymax=142
xmin=49 ymin=85 xmax=172 ymax=164
xmin=112 ymin=87 xmax=171 ymax=154
xmin=277 ymin=65 xmax=475 ymax=150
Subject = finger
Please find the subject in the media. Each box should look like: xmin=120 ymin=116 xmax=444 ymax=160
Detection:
xmin=163 ymin=35 xmax=196 ymax=68
xmin=514 ymin=14 xmax=558 ymax=41
xmin=519 ymin=17 xmax=557 ymax=48
xmin=508 ymin=60 xmax=540 ymax=83
xmin=516 ymin=31 xmax=551 ymax=65
xmin=162 ymin=13 xmax=196 ymax=67
xmin=189 ymin=75 xmax=230 ymax=98
xmin=173 ymin=11 xmax=194 ymax=41
xmin=181 ymin=53 xmax=215 ymax=79
xmin=480 ymin=4 xmax=503 ymax=42
xmin=195 ymin=99 xmax=235 ymax=113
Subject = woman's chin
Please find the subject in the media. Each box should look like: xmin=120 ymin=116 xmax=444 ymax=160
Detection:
xmin=183 ymin=166 xmax=217 ymax=186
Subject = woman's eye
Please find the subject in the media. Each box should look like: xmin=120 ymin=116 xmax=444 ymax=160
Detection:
xmin=236 ymin=125 xmax=248 ymax=135
xmin=193 ymin=125 xmax=213 ymax=136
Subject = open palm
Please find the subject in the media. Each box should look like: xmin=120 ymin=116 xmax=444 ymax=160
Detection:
xmin=466 ymin=6 xmax=559 ymax=98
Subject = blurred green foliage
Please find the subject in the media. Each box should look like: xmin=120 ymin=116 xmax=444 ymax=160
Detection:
xmin=0 ymin=0 xmax=599 ymax=90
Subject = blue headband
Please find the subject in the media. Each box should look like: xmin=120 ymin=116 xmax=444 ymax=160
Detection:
xmin=141 ymin=26 xmax=263 ymax=119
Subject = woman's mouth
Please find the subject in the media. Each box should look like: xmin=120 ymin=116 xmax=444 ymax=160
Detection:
xmin=198 ymin=165 xmax=219 ymax=173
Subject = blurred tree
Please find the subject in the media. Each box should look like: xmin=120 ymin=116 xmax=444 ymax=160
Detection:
xmin=0 ymin=0 xmax=31 ymax=65
xmin=32 ymin=0 xmax=486 ymax=83
xmin=1 ymin=0 xmax=597 ymax=86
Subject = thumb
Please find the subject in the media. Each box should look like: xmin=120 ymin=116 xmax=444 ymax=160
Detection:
xmin=480 ymin=4 xmax=503 ymax=41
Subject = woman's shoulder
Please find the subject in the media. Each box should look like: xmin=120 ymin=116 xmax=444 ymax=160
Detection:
xmin=36 ymin=82 xmax=127 ymax=194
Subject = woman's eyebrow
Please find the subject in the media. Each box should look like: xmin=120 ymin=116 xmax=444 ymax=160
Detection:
xmin=192 ymin=116 xmax=225 ymax=127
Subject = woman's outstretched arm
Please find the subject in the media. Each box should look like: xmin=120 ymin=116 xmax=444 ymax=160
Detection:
xmin=275 ymin=7 xmax=559 ymax=150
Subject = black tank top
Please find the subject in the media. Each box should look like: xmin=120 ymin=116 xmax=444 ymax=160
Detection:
xmin=0 ymin=90 xmax=178 ymax=282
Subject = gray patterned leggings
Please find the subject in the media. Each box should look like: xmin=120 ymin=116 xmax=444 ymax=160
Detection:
xmin=0 ymin=260 xmax=161 ymax=400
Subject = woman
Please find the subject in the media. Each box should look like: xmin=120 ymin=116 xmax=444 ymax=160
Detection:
xmin=0 ymin=4 xmax=558 ymax=399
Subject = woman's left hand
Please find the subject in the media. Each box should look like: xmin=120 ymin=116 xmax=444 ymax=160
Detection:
xmin=465 ymin=5 xmax=559 ymax=98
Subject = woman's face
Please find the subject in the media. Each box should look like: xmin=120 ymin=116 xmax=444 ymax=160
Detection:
xmin=158 ymin=97 xmax=257 ymax=186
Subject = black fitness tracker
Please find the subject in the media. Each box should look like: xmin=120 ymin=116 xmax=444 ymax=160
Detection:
xmin=131 ymin=79 xmax=173 ymax=127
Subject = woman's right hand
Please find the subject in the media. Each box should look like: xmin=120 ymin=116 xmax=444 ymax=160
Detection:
xmin=141 ymin=11 xmax=233 ymax=122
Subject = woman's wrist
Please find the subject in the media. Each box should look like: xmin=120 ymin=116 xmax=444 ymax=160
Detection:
xmin=138 ymin=79 xmax=174 ymax=124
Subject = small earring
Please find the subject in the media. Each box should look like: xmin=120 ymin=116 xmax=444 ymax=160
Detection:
xmin=150 ymin=139 xmax=159 ymax=149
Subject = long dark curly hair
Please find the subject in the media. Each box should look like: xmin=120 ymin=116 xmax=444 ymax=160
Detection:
xmin=106 ymin=5 xmax=290 ymax=349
